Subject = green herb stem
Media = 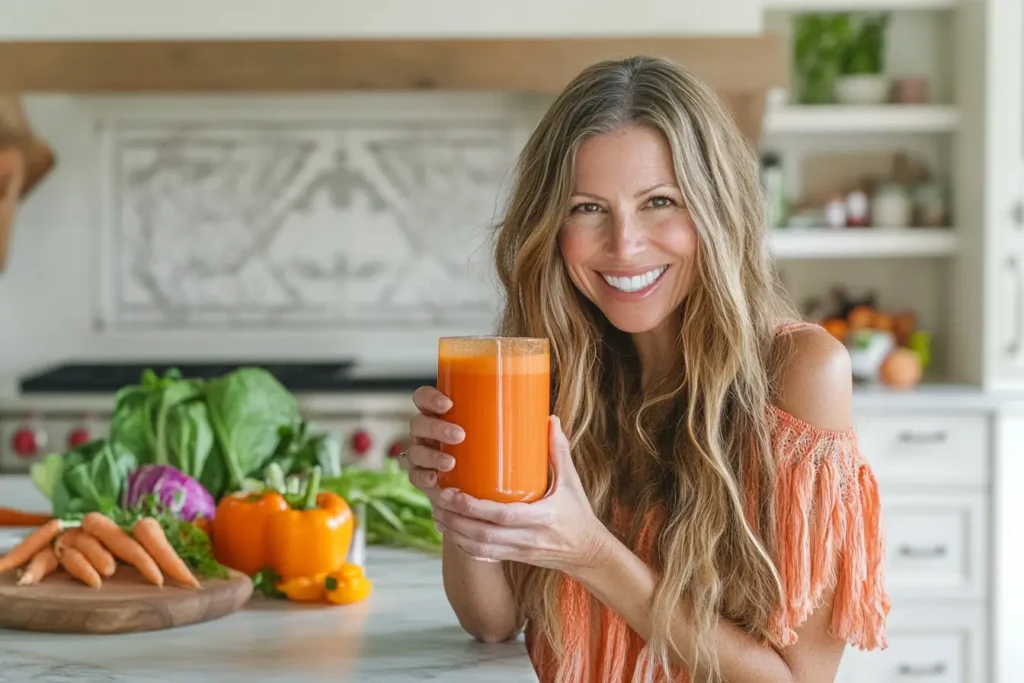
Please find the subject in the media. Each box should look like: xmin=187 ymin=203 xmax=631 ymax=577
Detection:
xmin=264 ymin=462 xmax=287 ymax=494
xmin=302 ymin=466 xmax=322 ymax=510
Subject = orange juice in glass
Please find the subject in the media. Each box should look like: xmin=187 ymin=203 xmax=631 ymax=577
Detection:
xmin=436 ymin=336 xmax=551 ymax=505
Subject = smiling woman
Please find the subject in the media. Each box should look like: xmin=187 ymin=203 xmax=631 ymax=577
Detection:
xmin=559 ymin=126 xmax=698 ymax=340
xmin=402 ymin=55 xmax=889 ymax=683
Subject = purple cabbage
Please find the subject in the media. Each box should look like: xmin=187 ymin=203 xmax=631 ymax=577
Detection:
xmin=124 ymin=464 xmax=217 ymax=522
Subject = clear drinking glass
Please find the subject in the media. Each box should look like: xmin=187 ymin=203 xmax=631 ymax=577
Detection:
xmin=436 ymin=336 xmax=551 ymax=561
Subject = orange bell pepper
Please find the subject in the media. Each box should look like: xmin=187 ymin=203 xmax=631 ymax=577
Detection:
xmin=211 ymin=490 xmax=289 ymax=576
xmin=324 ymin=563 xmax=373 ymax=605
xmin=265 ymin=467 xmax=354 ymax=582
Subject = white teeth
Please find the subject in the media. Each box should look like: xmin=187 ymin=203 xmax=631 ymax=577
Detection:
xmin=602 ymin=266 xmax=666 ymax=293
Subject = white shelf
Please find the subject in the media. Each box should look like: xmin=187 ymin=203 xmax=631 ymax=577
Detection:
xmin=764 ymin=0 xmax=955 ymax=10
xmin=770 ymin=228 xmax=958 ymax=259
xmin=763 ymin=105 xmax=959 ymax=134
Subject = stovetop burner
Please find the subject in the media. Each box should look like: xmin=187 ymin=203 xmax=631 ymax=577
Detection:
xmin=18 ymin=361 xmax=435 ymax=395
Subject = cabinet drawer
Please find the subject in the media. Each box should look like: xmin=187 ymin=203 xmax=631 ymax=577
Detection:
xmin=882 ymin=493 xmax=987 ymax=600
xmin=836 ymin=604 xmax=986 ymax=683
xmin=854 ymin=413 xmax=988 ymax=485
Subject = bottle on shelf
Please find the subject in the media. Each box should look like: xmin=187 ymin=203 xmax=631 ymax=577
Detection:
xmin=760 ymin=152 xmax=787 ymax=229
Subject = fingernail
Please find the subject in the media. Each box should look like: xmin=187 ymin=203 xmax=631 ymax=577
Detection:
xmin=440 ymin=456 xmax=456 ymax=471
xmin=447 ymin=426 xmax=464 ymax=442
xmin=436 ymin=397 xmax=452 ymax=411
xmin=435 ymin=522 xmax=448 ymax=534
xmin=439 ymin=489 xmax=455 ymax=502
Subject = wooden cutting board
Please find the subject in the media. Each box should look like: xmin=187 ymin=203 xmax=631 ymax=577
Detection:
xmin=0 ymin=565 xmax=254 ymax=635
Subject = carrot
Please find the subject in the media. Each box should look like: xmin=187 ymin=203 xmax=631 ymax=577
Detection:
xmin=72 ymin=532 xmax=118 ymax=578
xmin=132 ymin=517 xmax=200 ymax=589
xmin=16 ymin=547 xmax=59 ymax=586
xmin=0 ymin=519 xmax=67 ymax=573
xmin=81 ymin=513 xmax=163 ymax=587
xmin=0 ymin=507 xmax=51 ymax=527
xmin=53 ymin=529 xmax=81 ymax=558
xmin=59 ymin=546 xmax=102 ymax=589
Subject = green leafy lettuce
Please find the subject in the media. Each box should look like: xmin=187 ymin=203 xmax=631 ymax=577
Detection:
xmin=34 ymin=366 xmax=339 ymax=513
xmin=34 ymin=440 xmax=139 ymax=517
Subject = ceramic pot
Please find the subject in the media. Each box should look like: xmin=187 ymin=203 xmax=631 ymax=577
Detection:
xmin=835 ymin=74 xmax=890 ymax=105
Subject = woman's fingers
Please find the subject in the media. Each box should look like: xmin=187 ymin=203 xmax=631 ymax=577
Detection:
xmin=408 ymin=466 xmax=439 ymax=492
xmin=406 ymin=444 xmax=454 ymax=472
xmin=435 ymin=489 xmax=551 ymax=528
xmin=434 ymin=509 xmax=532 ymax=560
xmin=412 ymin=386 xmax=453 ymax=415
xmin=410 ymin=412 xmax=465 ymax=445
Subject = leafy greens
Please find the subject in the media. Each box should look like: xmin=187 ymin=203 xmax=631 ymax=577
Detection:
xmin=32 ymin=366 xmax=340 ymax=515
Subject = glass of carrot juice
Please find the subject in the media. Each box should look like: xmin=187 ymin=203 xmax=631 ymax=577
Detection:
xmin=436 ymin=336 xmax=551 ymax=560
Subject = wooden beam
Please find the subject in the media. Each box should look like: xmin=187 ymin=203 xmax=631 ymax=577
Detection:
xmin=0 ymin=36 xmax=787 ymax=93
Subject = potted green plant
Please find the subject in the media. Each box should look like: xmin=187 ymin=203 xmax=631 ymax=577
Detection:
xmin=835 ymin=13 xmax=891 ymax=105
xmin=792 ymin=13 xmax=852 ymax=105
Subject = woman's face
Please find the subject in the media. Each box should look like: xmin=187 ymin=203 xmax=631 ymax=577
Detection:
xmin=558 ymin=125 xmax=698 ymax=337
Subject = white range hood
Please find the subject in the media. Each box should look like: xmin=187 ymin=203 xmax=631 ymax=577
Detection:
xmin=0 ymin=0 xmax=765 ymax=40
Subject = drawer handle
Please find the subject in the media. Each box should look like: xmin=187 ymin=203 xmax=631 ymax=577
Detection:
xmin=897 ymin=430 xmax=948 ymax=445
xmin=1009 ymin=255 xmax=1024 ymax=357
xmin=898 ymin=543 xmax=948 ymax=559
xmin=898 ymin=662 xmax=947 ymax=677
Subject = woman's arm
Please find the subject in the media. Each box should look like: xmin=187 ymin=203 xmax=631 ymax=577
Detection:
xmin=402 ymin=386 xmax=522 ymax=644
xmin=575 ymin=533 xmax=844 ymax=683
xmin=442 ymin=541 xmax=521 ymax=643
xmin=574 ymin=326 xmax=854 ymax=682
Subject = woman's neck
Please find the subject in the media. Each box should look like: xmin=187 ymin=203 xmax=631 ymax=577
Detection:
xmin=632 ymin=318 xmax=679 ymax=390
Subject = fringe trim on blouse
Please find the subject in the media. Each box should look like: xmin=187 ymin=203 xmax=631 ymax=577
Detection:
xmin=526 ymin=406 xmax=890 ymax=683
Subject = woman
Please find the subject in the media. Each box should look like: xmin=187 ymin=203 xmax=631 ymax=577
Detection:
xmin=401 ymin=56 xmax=889 ymax=683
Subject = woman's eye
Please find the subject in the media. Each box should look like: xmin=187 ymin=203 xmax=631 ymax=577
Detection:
xmin=572 ymin=202 xmax=602 ymax=214
xmin=649 ymin=195 xmax=674 ymax=209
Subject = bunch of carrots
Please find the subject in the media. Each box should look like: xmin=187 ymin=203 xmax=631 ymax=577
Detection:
xmin=0 ymin=512 xmax=201 ymax=590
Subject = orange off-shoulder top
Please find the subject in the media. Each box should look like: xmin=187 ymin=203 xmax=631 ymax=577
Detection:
xmin=525 ymin=323 xmax=891 ymax=682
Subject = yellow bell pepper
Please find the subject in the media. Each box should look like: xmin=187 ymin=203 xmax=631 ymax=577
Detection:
xmin=324 ymin=563 xmax=373 ymax=605
xmin=276 ymin=573 xmax=329 ymax=602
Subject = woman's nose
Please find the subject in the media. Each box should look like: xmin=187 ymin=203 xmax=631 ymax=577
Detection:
xmin=607 ymin=212 xmax=645 ymax=260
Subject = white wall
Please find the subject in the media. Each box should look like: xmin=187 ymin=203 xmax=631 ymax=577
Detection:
xmin=1 ymin=93 xmax=550 ymax=374
xmin=0 ymin=0 xmax=763 ymax=39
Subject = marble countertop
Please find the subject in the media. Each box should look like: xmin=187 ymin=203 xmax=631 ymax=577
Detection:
xmin=0 ymin=548 xmax=538 ymax=683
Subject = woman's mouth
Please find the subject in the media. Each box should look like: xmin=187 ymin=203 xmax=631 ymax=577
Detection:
xmin=599 ymin=265 xmax=668 ymax=299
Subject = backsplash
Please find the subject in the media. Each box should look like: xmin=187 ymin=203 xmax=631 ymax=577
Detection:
xmin=105 ymin=119 xmax=521 ymax=329
xmin=0 ymin=94 xmax=545 ymax=373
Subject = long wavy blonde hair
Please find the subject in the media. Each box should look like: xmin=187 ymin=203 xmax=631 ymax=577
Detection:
xmin=494 ymin=56 xmax=800 ymax=681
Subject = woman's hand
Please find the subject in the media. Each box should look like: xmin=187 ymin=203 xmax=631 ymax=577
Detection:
xmin=401 ymin=386 xmax=465 ymax=494
xmin=431 ymin=415 xmax=611 ymax=577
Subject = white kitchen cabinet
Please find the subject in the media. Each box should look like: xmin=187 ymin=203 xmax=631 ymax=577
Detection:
xmin=881 ymin=491 xmax=987 ymax=601
xmin=982 ymin=0 xmax=1024 ymax=389
xmin=853 ymin=412 xmax=989 ymax=485
xmin=0 ymin=0 xmax=763 ymax=40
xmin=852 ymin=405 xmax=992 ymax=683
xmin=836 ymin=604 xmax=986 ymax=683
xmin=992 ymin=409 xmax=1024 ymax=683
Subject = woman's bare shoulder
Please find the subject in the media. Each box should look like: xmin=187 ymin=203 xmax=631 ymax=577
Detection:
xmin=772 ymin=324 xmax=853 ymax=432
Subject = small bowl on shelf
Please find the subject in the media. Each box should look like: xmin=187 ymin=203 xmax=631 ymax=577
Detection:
xmin=835 ymin=75 xmax=890 ymax=105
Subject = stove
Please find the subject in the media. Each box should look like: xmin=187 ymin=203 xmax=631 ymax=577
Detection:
xmin=0 ymin=360 xmax=437 ymax=475
xmin=17 ymin=360 xmax=442 ymax=394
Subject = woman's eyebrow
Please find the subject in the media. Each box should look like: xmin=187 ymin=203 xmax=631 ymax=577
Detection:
xmin=569 ymin=182 xmax=679 ymax=201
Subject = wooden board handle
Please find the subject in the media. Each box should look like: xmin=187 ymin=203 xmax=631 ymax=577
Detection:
xmin=0 ymin=94 xmax=56 ymax=198
xmin=0 ymin=145 xmax=26 ymax=271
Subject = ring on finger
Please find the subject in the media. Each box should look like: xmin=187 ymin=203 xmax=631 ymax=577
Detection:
xmin=396 ymin=448 xmax=412 ymax=468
